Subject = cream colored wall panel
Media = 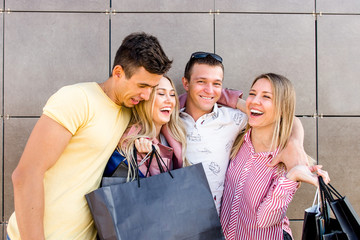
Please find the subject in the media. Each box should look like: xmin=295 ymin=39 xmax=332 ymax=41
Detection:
xmin=318 ymin=117 xmax=360 ymax=216
xmin=318 ymin=15 xmax=360 ymax=115
xmin=216 ymin=0 xmax=314 ymax=13
xmin=4 ymin=12 xmax=109 ymax=116
xmin=215 ymin=14 xmax=316 ymax=115
xmin=113 ymin=0 xmax=213 ymax=12
xmin=289 ymin=220 xmax=305 ymax=240
xmin=6 ymin=0 xmax=109 ymax=11
xmin=317 ymin=0 xmax=360 ymax=13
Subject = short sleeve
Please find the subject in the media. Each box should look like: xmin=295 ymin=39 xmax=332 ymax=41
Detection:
xmin=43 ymin=85 xmax=88 ymax=135
xmin=218 ymin=88 xmax=243 ymax=108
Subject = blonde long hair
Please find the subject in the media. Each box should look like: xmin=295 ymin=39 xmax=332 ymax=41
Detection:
xmin=230 ymin=73 xmax=296 ymax=161
xmin=120 ymin=76 xmax=188 ymax=180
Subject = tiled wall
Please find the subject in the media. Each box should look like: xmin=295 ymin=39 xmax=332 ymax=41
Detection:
xmin=1 ymin=0 xmax=359 ymax=239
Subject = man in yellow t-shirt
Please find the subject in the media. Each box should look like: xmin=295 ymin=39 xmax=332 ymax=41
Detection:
xmin=7 ymin=32 xmax=172 ymax=240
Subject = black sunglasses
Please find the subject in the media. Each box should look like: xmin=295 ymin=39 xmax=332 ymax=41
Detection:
xmin=191 ymin=51 xmax=223 ymax=63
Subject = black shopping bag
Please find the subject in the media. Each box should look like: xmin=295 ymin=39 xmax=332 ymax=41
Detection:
xmin=86 ymin=162 xmax=224 ymax=240
xmin=319 ymin=177 xmax=360 ymax=240
xmin=302 ymin=190 xmax=321 ymax=240
xmin=302 ymin=180 xmax=349 ymax=240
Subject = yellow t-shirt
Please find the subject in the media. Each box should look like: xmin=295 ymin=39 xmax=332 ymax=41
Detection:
xmin=7 ymin=82 xmax=131 ymax=240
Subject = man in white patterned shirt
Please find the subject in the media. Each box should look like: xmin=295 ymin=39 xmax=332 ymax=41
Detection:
xmin=179 ymin=52 xmax=248 ymax=213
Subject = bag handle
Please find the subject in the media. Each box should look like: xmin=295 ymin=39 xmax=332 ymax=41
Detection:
xmin=318 ymin=176 xmax=331 ymax=226
xmin=319 ymin=176 xmax=332 ymax=201
xmin=144 ymin=147 xmax=157 ymax=177
xmin=145 ymin=145 xmax=174 ymax=178
xmin=312 ymin=188 xmax=320 ymax=214
xmin=152 ymin=145 xmax=174 ymax=178
xmin=136 ymin=145 xmax=174 ymax=188
xmin=326 ymin=183 xmax=343 ymax=200
xmin=133 ymin=147 xmax=141 ymax=188
xmin=318 ymin=176 xmax=343 ymax=202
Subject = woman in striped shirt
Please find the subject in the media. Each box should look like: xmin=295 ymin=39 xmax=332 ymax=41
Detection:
xmin=220 ymin=73 xmax=329 ymax=240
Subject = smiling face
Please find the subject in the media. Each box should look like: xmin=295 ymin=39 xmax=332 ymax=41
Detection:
xmin=116 ymin=66 xmax=162 ymax=108
xmin=246 ymin=77 xmax=277 ymax=130
xmin=152 ymin=77 xmax=177 ymax=129
xmin=182 ymin=63 xmax=223 ymax=121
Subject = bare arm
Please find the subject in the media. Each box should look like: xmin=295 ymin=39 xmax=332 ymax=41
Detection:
xmin=267 ymin=118 xmax=331 ymax=186
xmin=236 ymin=98 xmax=246 ymax=113
xmin=286 ymin=165 xmax=330 ymax=186
xmin=268 ymin=117 xmax=308 ymax=169
xmin=12 ymin=115 xmax=72 ymax=240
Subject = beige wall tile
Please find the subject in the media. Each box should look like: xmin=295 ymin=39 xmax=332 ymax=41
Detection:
xmin=215 ymin=14 xmax=316 ymax=115
xmin=318 ymin=15 xmax=360 ymax=115
xmin=6 ymin=0 xmax=109 ymax=11
xmin=317 ymin=0 xmax=360 ymax=13
xmin=4 ymin=12 xmax=109 ymax=116
xmin=290 ymin=220 xmax=305 ymax=240
xmin=318 ymin=117 xmax=360 ymax=216
xmin=215 ymin=0 xmax=314 ymax=12
xmin=113 ymin=0 xmax=212 ymax=12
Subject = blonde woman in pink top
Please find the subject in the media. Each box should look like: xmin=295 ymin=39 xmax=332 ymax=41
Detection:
xmin=220 ymin=73 xmax=330 ymax=240
xmin=118 ymin=76 xmax=189 ymax=178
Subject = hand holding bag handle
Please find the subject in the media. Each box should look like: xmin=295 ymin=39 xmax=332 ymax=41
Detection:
xmin=139 ymin=145 xmax=174 ymax=187
xmin=143 ymin=145 xmax=173 ymax=177
xmin=104 ymin=144 xmax=174 ymax=187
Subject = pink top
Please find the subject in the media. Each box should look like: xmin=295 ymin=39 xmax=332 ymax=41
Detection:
xmin=220 ymin=130 xmax=299 ymax=240
xmin=120 ymin=124 xmax=183 ymax=176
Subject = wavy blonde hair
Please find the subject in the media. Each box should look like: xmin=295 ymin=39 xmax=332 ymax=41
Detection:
xmin=230 ymin=73 xmax=296 ymax=162
xmin=120 ymin=76 xmax=189 ymax=180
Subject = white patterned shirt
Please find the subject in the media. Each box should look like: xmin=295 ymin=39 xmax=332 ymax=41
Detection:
xmin=180 ymin=103 xmax=247 ymax=213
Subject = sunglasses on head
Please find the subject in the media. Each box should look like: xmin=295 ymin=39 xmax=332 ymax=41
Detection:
xmin=191 ymin=51 xmax=223 ymax=63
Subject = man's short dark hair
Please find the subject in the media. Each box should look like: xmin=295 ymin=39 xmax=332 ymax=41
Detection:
xmin=184 ymin=53 xmax=224 ymax=81
xmin=112 ymin=32 xmax=172 ymax=78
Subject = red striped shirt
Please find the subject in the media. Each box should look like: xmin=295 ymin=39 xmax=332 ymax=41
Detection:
xmin=220 ymin=130 xmax=299 ymax=240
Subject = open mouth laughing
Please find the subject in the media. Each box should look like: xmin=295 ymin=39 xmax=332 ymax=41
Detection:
xmin=250 ymin=109 xmax=264 ymax=116
xmin=160 ymin=107 xmax=172 ymax=114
